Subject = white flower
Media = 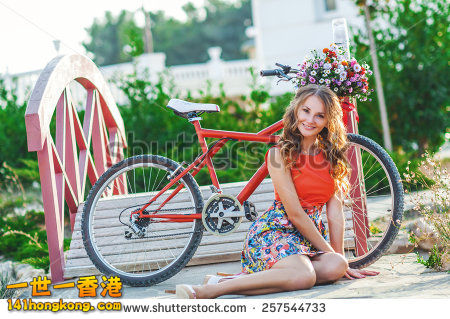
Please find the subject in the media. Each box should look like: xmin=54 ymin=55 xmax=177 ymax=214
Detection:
xmin=319 ymin=78 xmax=325 ymax=83
xmin=334 ymin=87 xmax=338 ymax=92
xmin=330 ymin=43 xmax=338 ymax=52
xmin=323 ymin=63 xmax=332 ymax=70
xmin=311 ymin=70 xmax=317 ymax=76
xmin=325 ymin=79 xmax=331 ymax=85
xmin=353 ymin=63 xmax=362 ymax=72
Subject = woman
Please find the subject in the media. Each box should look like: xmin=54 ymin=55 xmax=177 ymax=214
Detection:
xmin=176 ymin=84 xmax=378 ymax=299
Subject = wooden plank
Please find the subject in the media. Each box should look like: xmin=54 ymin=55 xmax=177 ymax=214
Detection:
xmin=66 ymin=237 xmax=356 ymax=271
xmin=67 ymin=226 xmax=355 ymax=269
xmin=64 ymin=236 xmax=356 ymax=279
xmin=68 ymin=224 xmax=355 ymax=261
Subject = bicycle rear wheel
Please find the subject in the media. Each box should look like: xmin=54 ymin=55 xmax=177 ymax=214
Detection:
xmin=343 ymin=134 xmax=404 ymax=269
xmin=81 ymin=155 xmax=204 ymax=286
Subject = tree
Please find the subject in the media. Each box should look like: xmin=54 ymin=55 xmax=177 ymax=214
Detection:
xmin=356 ymin=0 xmax=393 ymax=151
xmin=352 ymin=0 xmax=449 ymax=154
xmin=82 ymin=11 xmax=144 ymax=66
xmin=83 ymin=0 xmax=252 ymax=66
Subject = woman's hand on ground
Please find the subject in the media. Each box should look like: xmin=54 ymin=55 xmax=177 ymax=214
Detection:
xmin=344 ymin=268 xmax=379 ymax=280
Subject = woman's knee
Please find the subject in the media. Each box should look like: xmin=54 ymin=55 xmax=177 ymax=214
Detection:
xmin=284 ymin=267 xmax=316 ymax=291
xmin=321 ymin=253 xmax=348 ymax=282
xmin=272 ymin=255 xmax=317 ymax=290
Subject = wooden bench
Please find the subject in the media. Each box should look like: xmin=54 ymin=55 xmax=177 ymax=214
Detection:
xmin=64 ymin=179 xmax=355 ymax=278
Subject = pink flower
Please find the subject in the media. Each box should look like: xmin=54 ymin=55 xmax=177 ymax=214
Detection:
xmin=309 ymin=76 xmax=316 ymax=83
xmin=345 ymin=80 xmax=351 ymax=86
xmin=301 ymin=80 xmax=306 ymax=86
xmin=348 ymin=87 xmax=353 ymax=93
xmin=313 ymin=63 xmax=319 ymax=69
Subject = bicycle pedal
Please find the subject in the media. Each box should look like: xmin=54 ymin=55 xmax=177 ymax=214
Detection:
xmin=243 ymin=201 xmax=258 ymax=221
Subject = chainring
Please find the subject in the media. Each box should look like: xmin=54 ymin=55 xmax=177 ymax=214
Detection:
xmin=202 ymin=194 xmax=243 ymax=236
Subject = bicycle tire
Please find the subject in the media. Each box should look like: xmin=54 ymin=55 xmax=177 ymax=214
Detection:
xmin=345 ymin=134 xmax=404 ymax=269
xmin=81 ymin=154 xmax=204 ymax=286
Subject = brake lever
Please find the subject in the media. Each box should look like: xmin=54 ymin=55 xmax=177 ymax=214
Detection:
xmin=275 ymin=72 xmax=293 ymax=84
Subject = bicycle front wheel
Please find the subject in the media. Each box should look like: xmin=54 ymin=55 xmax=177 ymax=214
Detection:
xmin=342 ymin=134 xmax=404 ymax=269
xmin=81 ymin=155 xmax=204 ymax=286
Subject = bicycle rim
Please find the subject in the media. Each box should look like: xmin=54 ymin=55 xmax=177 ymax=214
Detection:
xmin=84 ymin=156 xmax=202 ymax=280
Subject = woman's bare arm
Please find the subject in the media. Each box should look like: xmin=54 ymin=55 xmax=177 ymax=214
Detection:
xmin=326 ymin=192 xmax=381 ymax=278
xmin=325 ymin=192 xmax=345 ymax=255
xmin=267 ymin=147 xmax=334 ymax=253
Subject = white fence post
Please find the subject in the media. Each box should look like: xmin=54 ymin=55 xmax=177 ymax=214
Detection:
xmin=135 ymin=52 xmax=167 ymax=83
xmin=207 ymin=47 xmax=225 ymax=92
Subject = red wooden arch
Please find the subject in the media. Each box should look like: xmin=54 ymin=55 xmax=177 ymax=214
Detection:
xmin=25 ymin=54 xmax=127 ymax=282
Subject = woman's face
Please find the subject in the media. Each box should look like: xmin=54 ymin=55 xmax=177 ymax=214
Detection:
xmin=296 ymin=95 xmax=328 ymax=138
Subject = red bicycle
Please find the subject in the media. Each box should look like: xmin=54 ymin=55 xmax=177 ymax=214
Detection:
xmin=82 ymin=64 xmax=404 ymax=286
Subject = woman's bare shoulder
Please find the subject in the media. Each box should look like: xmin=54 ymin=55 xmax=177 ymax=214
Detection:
xmin=266 ymin=146 xmax=283 ymax=168
xmin=267 ymin=146 xmax=291 ymax=176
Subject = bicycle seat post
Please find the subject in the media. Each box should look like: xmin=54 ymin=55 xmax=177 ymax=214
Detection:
xmin=187 ymin=111 xmax=203 ymax=122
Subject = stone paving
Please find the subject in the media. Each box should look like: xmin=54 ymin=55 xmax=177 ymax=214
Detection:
xmin=15 ymin=253 xmax=449 ymax=299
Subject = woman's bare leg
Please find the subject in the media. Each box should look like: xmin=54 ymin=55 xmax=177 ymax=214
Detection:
xmin=194 ymin=254 xmax=316 ymax=299
xmin=310 ymin=252 xmax=348 ymax=284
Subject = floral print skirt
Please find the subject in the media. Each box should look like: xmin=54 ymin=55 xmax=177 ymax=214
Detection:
xmin=241 ymin=200 xmax=328 ymax=274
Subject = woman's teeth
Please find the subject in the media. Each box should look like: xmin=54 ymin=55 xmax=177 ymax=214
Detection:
xmin=303 ymin=123 xmax=315 ymax=130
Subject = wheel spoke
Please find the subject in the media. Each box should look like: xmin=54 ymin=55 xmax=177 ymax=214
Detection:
xmin=343 ymin=135 xmax=403 ymax=268
xmin=83 ymin=156 xmax=203 ymax=285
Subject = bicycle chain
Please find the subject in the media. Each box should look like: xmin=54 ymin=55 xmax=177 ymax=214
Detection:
xmin=126 ymin=230 xmax=202 ymax=240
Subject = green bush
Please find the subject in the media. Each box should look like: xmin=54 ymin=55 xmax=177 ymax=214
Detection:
xmin=0 ymin=209 xmax=70 ymax=272
xmin=0 ymin=78 xmax=40 ymax=188
xmin=352 ymin=0 xmax=449 ymax=154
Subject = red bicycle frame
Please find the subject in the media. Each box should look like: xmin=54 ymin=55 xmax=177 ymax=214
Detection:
xmin=132 ymin=118 xmax=283 ymax=222
xmin=128 ymin=108 xmax=371 ymax=257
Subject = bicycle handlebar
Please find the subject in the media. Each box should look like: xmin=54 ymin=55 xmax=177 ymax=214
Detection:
xmin=260 ymin=63 xmax=299 ymax=81
xmin=260 ymin=69 xmax=281 ymax=77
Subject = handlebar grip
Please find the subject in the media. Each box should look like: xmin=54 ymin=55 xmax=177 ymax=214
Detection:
xmin=260 ymin=69 xmax=280 ymax=77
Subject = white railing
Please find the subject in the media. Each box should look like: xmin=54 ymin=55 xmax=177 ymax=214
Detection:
xmin=4 ymin=47 xmax=259 ymax=106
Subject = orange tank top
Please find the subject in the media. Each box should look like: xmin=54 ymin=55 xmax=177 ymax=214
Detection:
xmin=265 ymin=146 xmax=335 ymax=207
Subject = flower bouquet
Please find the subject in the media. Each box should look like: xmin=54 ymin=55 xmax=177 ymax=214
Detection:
xmin=296 ymin=43 xmax=373 ymax=102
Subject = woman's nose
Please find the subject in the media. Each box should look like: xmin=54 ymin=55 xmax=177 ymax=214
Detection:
xmin=306 ymin=114 xmax=315 ymax=123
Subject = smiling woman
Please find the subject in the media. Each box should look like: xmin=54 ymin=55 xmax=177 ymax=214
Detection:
xmin=175 ymin=84 xmax=379 ymax=299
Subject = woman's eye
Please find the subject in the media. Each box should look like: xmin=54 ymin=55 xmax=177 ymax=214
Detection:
xmin=317 ymin=115 xmax=324 ymax=118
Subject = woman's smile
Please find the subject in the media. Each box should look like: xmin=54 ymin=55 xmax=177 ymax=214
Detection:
xmin=302 ymin=123 xmax=316 ymax=130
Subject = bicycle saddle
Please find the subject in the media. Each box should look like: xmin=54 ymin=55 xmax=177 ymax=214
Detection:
xmin=167 ymin=99 xmax=220 ymax=116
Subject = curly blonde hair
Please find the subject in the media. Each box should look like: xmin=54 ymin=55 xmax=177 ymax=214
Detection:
xmin=278 ymin=84 xmax=351 ymax=195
